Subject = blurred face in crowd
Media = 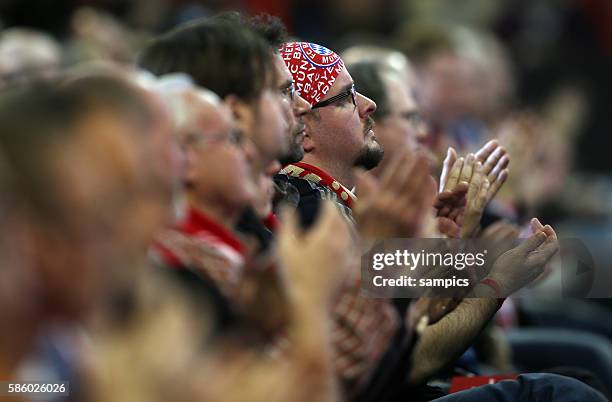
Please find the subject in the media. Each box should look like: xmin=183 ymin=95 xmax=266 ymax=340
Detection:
xmin=181 ymin=90 xmax=255 ymax=211
xmin=33 ymin=107 xmax=143 ymax=319
xmin=375 ymin=70 xmax=428 ymax=161
xmin=138 ymin=21 xmax=287 ymax=177
xmin=304 ymin=66 xmax=382 ymax=171
xmin=86 ymin=72 xmax=183 ymax=260
xmin=118 ymin=87 xmax=182 ymax=256
xmin=272 ymin=54 xmax=311 ymax=165
xmin=254 ymin=87 xmax=288 ymax=162
xmin=229 ymin=84 xmax=288 ymax=176
xmin=243 ymin=55 xmax=312 ymax=221
xmin=418 ymin=50 xmax=481 ymax=125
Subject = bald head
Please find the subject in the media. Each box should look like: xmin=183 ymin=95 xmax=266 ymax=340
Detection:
xmin=154 ymin=84 xmax=255 ymax=212
xmin=156 ymin=85 xmax=233 ymax=144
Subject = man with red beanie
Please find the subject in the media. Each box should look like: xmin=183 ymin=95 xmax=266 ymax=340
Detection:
xmin=278 ymin=41 xmax=384 ymax=227
xmin=277 ymin=41 xmax=412 ymax=398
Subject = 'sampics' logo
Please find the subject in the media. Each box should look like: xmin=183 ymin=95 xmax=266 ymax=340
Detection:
xmin=299 ymin=43 xmax=341 ymax=68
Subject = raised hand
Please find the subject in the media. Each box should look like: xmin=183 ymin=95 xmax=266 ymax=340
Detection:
xmin=277 ymin=201 xmax=354 ymax=308
xmin=524 ymin=217 xmax=558 ymax=286
xmin=436 ymin=140 xmax=509 ymax=238
xmin=439 ymin=140 xmax=509 ymax=202
xmin=474 ymin=139 xmax=509 ymax=202
xmin=435 ymin=161 xmax=468 ymax=220
xmin=436 ymin=153 xmax=487 ymax=237
xmin=354 ymin=147 xmax=436 ymax=239
xmin=461 ymin=160 xmax=490 ymax=237
xmin=439 ymin=147 xmax=459 ymax=193
xmin=484 ymin=221 xmax=559 ymax=297
xmin=478 ymin=220 xmax=521 ymax=280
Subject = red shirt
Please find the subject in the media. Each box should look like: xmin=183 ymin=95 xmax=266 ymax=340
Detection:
xmin=152 ymin=206 xmax=246 ymax=299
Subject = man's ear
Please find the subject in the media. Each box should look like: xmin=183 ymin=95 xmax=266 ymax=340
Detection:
xmin=224 ymin=94 xmax=254 ymax=135
xmin=303 ymin=132 xmax=315 ymax=153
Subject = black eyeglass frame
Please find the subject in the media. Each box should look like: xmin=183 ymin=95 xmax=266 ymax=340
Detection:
xmin=311 ymin=84 xmax=357 ymax=109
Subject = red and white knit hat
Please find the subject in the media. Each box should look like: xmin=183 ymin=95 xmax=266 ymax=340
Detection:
xmin=279 ymin=41 xmax=345 ymax=106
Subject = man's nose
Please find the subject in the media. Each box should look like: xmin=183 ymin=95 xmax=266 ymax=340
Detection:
xmin=356 ymin=92 xmax=376 ymax=118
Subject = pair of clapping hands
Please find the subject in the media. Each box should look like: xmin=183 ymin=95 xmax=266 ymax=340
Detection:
xmin=275 ymin=140 xmax=558 ymax=331
xmin=437 ymin=141 xmax=559 ymax=296
xmin=351 ymin=139 xmax=508 ymax=240
xmin=436 ymin=140 xmax=509 ymax=238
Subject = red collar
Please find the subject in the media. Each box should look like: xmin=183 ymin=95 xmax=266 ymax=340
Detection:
xmin=177 ymin=206 xmax=246 ymax=257
xmin=282 ymin=162 xmax=356 ymax=208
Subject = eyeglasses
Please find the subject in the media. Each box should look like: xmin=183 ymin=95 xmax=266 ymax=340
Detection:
xmin=183 ymin=129 xmax=244 ymax=148
xmin=405 ymin=112 xmax=426 ymax=129
xmin=312 ymin=84 xmax=357 ymax=109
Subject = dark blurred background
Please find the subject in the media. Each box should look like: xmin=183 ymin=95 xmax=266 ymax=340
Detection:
xmin=2 ymin=0 xmax=611 ymax=233
xmin=1 ymin=0 xmax=610 ymax=172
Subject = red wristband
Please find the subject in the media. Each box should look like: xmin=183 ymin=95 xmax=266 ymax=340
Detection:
xmin=480 ymin=278 xmax=504 ymax=298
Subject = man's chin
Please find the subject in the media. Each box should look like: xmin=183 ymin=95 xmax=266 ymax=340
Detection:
xmin=278 ymin=146 xmax=305 ymax=166
xmin=354 ymin=143 xmax=384 ymax=170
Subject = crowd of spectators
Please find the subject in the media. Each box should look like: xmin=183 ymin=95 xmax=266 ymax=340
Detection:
xmin=1 ymin=1 xmax=612 ymax=401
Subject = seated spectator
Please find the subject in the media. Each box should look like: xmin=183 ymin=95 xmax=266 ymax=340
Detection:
xmin=0 ymin=75 xmax=154 ymax=380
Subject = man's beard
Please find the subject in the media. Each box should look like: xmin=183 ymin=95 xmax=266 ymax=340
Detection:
xmin=354 ymin=117 xmax=384 ymax=170
xmin=278 ymin=139 xmax=304 ymax=165
xmin=354 ymin=141 xmax=384 ymax=170
xmin=278 ymin=124 xmax=306 ymax=165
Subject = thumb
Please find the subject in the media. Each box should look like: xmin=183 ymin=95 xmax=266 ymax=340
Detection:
xmin=439 ymin=147 xmax=457 ymax=192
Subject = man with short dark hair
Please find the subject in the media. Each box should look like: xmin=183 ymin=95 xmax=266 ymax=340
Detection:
xmin=244 ymin=13 xmax=312 ymax=166
xmin=138 ymin=18 xmax=287 ymax=176
xmin=139 ymin=17 xmax=293 ymax=255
